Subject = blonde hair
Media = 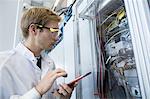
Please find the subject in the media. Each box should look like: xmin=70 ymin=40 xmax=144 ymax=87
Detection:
xmin=21 ymin=7 xmax=61 ymax=38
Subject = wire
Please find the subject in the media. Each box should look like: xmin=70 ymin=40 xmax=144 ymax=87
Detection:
xmin=104 ymin=29 xmax=129 ymax=47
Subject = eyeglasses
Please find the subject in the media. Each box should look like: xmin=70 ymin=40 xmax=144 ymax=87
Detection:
xmin=35 ymin=24 xmax=60 ymax=33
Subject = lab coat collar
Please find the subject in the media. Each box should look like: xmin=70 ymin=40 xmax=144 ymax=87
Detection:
xmin=14 ymin=43 xmax=54 ymax=71
xmin=15 ymin=43 xmax=37 ymax=64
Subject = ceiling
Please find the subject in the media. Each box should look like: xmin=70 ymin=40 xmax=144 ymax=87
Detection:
xmin=23 ymin=0 xmax=65 ymax=10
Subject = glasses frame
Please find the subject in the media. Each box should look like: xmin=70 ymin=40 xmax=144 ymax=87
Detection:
xmin=35 ymin=24 xmax=60 ymax=33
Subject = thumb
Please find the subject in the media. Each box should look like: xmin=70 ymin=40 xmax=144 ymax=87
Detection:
xmin=73 ymin=81 xmax=78 ymax=87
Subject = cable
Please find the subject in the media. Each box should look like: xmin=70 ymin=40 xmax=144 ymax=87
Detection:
xmin=45 ymin=0 xmax=77 ymax=53
xmin=104 ymin=29 xmax=129 ymax=47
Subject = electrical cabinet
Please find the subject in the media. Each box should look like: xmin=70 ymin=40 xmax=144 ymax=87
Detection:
xmin=78 ymin=0 xmax=150 ymax=99
xmin=96 ymin=1 xmax=141 ymax=98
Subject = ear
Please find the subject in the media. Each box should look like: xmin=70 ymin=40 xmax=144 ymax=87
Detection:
xmin=28 ymin=24 xmax=38 ymax=36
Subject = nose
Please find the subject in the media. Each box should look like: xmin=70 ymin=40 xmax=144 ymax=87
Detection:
xmin=52 ymin=31 xmax=62 ymax=42
xmin=55 ymin=35 xmax=59 ymax=40
xmin=52 ymin=31 xmax=59 ymax=37
xmin=54 ymin=34 xmax=59 ymax=41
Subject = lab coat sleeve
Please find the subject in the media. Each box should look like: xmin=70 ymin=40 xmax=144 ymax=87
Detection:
xmin=10 ymin=88 xmax=41 ymax=99
xmin=0 ymin=64 xmax=41 ymax=99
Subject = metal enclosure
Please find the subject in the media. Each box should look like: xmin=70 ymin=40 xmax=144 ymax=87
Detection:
xmin=95 ymin=0 xmax=141 ymax=98
xmin=74 ymin=0 xmax=150 ymax=99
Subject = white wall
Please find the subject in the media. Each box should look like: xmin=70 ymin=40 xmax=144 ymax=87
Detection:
xmin=0 ymin=0 xmax=18 ymax=51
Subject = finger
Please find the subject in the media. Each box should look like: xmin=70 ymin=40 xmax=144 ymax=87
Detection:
xmin=55 ymin=68 xmax=65 ymax=73
xmin=74 ymin=81 xmax=78 ymax=87
xmin=68 ymin=81 xmax=78 ymax=88
xmin=47 ymin=68 xmax=67 ymax=78
xmin=58 ymin=84 xmax=68 ymax=96
xmin=54 ymin=68 xmax=67 ymax=77
xmin=56 ymin=72 xmax=68 ymax=78
xmin=51 ymin=68 xmax=65 ymax=75
xmin=60 ymin=84 xmax=72 ymax=94
xmin=52 ymin=90 xmax=63 ymax=97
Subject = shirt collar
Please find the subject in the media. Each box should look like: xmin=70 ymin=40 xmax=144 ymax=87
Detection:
xmin=15 ymin=42 xmax=37 ymax=62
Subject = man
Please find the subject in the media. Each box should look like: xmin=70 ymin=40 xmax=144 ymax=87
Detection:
xmin=0 ymin=7 xmax=76 ymax=99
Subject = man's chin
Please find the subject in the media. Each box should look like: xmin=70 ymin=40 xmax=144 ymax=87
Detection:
xmin=46 ymin=45 xmax=52 ymax=50
xmin=44 ymin=44 xmax=53 ymax=51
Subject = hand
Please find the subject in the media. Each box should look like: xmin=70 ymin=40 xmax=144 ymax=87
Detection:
xmin=53 ymin=82 xmax=78 ymax=99
xmin=35 ymin=68 xmax=67 ymax=96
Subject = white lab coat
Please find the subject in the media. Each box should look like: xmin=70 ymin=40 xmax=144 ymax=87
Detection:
xmin=0 ymin=43 xmax=58 ymax=99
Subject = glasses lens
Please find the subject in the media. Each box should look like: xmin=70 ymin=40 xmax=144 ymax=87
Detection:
xmin=50 ymin=28 xmax=59 ymax=32
xmin=35 ymin=24 xmax=61 ymax=36
xmin=57 ymin=29 xmax=62 ymax=36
